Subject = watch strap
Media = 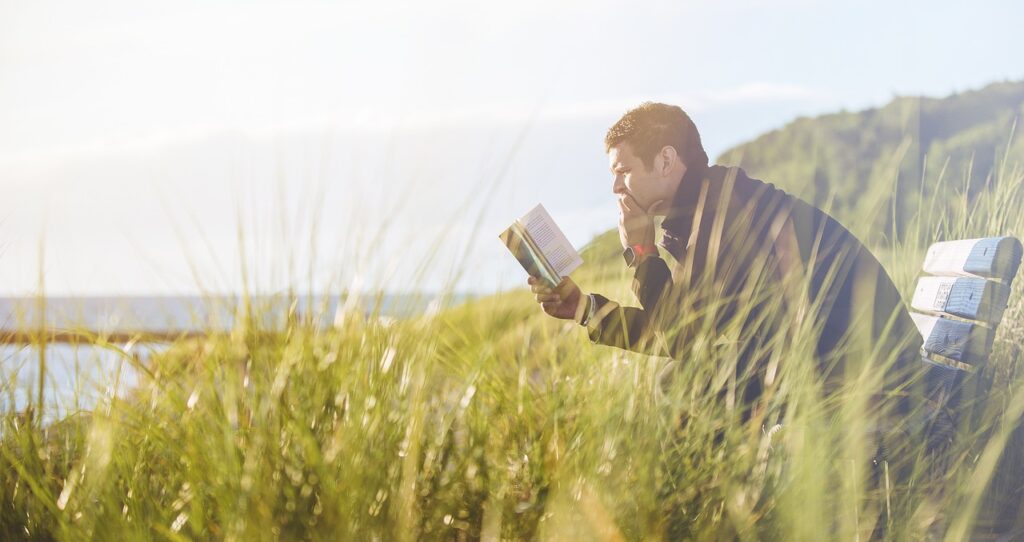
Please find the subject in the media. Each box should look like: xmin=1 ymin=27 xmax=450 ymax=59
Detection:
xmin=579 ymin=293 xmax=596 ymax=326
xmin=624 ymin=244 xmax=659 ymax=267
xmin=632 ymin=244 xmax=658 ymax=256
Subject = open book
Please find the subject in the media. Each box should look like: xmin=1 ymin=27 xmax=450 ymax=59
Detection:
xmin=499 ymin=204 xmax=583 ymax=287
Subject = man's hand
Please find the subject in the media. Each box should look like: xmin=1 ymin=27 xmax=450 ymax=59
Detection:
xmin=618 ymin=194 xmax=665 ymax=250
xmin=528 ymin=276 xmax=585 ymax=321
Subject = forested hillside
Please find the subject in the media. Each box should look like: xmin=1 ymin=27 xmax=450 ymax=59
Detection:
xmin=715 ymin=81 xmax=1024 ymax=242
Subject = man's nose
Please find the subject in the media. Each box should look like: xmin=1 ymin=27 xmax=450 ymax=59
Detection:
xmin=612 ymin=175 xmax=625 ymax=195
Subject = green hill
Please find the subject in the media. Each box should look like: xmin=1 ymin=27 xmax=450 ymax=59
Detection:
xmin=714 ymin=80 xmax=1024 ymax=243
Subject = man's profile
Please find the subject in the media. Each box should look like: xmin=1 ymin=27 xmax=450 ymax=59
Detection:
xmin=529 ymin=102 xmax=923 ymax=457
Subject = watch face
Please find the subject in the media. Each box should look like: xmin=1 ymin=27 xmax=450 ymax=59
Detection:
xmin=622 ymin=246 xmax=636 ymax=267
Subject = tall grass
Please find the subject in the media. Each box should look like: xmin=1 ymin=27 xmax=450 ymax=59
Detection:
xmin=2 ymin=146 xmax=1024 ymax=541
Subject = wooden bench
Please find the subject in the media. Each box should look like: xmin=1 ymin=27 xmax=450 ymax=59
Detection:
xmin=909 ymin=237 xmax=1023 ymax=450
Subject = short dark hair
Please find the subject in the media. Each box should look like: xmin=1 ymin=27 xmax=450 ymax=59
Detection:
xmin=604 ymin=102 xmax=708 ymax=171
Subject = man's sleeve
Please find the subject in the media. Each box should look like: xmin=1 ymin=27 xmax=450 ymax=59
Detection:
xmin=632 ymin=255 xmax=673 ymax=310
xmin=584 ymin=256 xmax=674 ymax=356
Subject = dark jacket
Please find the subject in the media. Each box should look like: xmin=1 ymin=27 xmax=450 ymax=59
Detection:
xmin=586 ymin=164 xmax=922 ymax=416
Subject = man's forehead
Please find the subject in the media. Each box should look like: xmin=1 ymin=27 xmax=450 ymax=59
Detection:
xmin=608 ymin=144 xmax=636 ymax=169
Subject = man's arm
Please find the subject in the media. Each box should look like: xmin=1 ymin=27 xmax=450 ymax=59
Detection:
xmin=583 ymin=255 xmax=674 ymax=356
xmin=631 ymin=253 xmax=673 ymax=310
xmin=526 ymin=253 xmax=674 ymax=356
xmin=529 ymin=192 xmax=678 ymax=356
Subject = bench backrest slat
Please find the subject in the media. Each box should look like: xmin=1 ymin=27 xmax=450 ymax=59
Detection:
xmin=911 ymin=276 xmax=1012 ymax=325
xmin=910 ymin=313 xmax=993 ymax=365
xmin=922 ymin=237 xmax=1023 ymax=281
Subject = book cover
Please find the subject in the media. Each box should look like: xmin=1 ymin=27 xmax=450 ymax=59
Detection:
xmin=499 ymin=204 xmax=582 ymax=287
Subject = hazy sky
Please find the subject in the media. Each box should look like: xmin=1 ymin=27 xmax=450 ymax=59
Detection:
xmin=2 ymin=0 xmax=1022 ymax=295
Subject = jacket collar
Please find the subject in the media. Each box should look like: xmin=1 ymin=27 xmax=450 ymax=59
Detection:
xmin=660 ymin=163 xmax=711 ymax=237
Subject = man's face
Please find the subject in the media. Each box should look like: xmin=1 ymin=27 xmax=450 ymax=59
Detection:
xmin=608 ymin=143 xmax=678 ymax=216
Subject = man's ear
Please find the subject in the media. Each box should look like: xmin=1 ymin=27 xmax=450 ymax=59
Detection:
xmin=659 ymin=146 xmax=679 ymax=177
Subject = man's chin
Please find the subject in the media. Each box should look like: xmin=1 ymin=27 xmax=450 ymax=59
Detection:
xmin=646 ymin=200 xmax=670 ymax=216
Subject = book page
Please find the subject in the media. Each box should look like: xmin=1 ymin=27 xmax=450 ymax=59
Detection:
xmin=520 ymin=204 xmax=583 ymax=277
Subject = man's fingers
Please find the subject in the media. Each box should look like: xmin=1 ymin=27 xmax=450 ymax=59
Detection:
xmin=540 ymin=301 xmax=564 ymax=316
xmin=554 ymin=279 xmax=576 ymax=297
xmin=647 ymin=199 xmax=667 ymax=215
xmin=535 ymin=292 xmax=560 ymax=303
xmin=619 ymin=193 xmax=644 ymax=215
xmin=617 ymin=197 xmax=634 ymax=215
xmin=532 ymin=277 xmax=573 ymax=315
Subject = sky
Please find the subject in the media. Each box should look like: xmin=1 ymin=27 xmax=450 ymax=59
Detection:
xmin=1 ymin=0 xmax=1022 ymax=296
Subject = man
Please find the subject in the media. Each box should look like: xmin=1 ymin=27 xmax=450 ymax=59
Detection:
xmin=528 ymin=102 xmax=923 ymax=444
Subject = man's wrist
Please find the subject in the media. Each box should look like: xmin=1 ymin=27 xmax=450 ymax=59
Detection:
xmin=634 ymin=254 xmax=652 ymax=268
xmin=577 ymin=293 xmax=596 ymax=326
xmin=623 ymin=244 xmax=658 ymax=268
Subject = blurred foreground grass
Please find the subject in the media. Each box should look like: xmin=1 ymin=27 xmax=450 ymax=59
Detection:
xmin=3 ymin=157 xmax=1024 ymax=541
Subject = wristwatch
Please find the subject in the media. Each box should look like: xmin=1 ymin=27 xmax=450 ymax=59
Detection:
xmin=579 ymin=293 xmax=597 ymax=326
xmin=623 ymin=244 xmax=658 ymax=267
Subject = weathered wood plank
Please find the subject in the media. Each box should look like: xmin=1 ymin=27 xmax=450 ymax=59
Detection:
xmin=911 ymin=276 xmax=1011 ymax=324
xmin=910 ymin=312 xmax=994 ymax=365
xmin=922 ymin=237 xmax=1023 ymax=282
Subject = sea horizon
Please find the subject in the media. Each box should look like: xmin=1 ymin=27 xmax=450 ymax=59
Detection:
xmin=0 ymin=291 xmax=479 ymax=332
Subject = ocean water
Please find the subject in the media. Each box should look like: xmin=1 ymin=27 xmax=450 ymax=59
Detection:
xmin=0 ymin=293 xmax=462 ymax=422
